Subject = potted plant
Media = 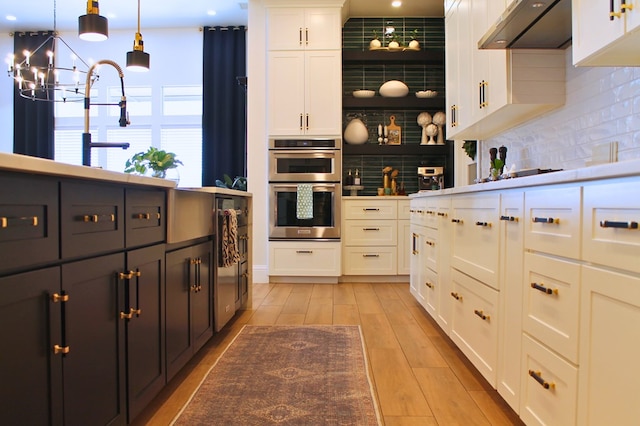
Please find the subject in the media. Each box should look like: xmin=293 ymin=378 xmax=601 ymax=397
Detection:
xmin=124 ymin=147 xmax=183 ymax=180
xmin=388 ymin=32 xmax=401 ymax=49
xmin=408 ymin=29 xmax=420 ymax=49
xmin=369 ymin=30 xmax=381 ymax=49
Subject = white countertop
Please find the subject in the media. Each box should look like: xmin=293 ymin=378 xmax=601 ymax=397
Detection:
xmin=410 ymin=159 xmax=640 ymax=198
xmin=179 ymin=187 xmax=252 ymax=197
xmin=343 ymin=195 xmax=410 ymax=200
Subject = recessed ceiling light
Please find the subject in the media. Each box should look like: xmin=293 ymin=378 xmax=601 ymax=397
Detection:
xmin=531 ymin=2 xmax=546 ymax=7
xmin=6 ymin=15 xmax=17 ymax=21
xmin=392 ymin=1 xmax=402 ymax=7
xmin=207 ymin=10 xmax=217 ymax=16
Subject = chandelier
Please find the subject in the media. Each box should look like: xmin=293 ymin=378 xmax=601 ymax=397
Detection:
xmin=5 ymin=0 xmax=97 ymax=102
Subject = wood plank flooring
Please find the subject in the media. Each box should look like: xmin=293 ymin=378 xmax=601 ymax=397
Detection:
xmin=132 ymin=282 xmax=523 ymax=426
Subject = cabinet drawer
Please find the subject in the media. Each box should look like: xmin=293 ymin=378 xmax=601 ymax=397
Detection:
xmin=60 ymin=181 xmax=124 ymax=259
xmin=342 ymin=246 xmax=397 ymax=275
xmin=582 ymin=180 xmax=640 ymax=273
xmin=398 ymin=199 xmax=411 ymax=220
xmin=344 ymin=200 xmax=397 ymax=220
xmin=269 ymin=241 xmax=340 ymax=276
xmin=523 ymin=253 xmax=580 ymax=364
xmin=0 ymin=173 xmax=59 ymax=273
xmin=125 ymin=188 xmax=166 ymax=248
xmin=525 ymin=186 xmax=581 ymax=259
xmin=343 ymin=220 xmax=397 ymax=246
xmin=410 ymin=199 xmax=438 ymax=229
xmin=521 ymin=334 xmax=578 ymax=426
xmin=450 ymin=268 xmax=499 ymax=386
xmin=451 ymin=193 xmax=501 ymax=289
xmin=423 ymin=226 xmax=438 ymax=274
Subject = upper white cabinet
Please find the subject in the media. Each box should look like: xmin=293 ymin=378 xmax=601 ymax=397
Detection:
xmin=267 ymin=8 xmax=342 ymax=51
xmin=445 ymin=0 xmax=566 ymax=140
xmin=572 ymin=0 xmax=640 ymax=66
xmin=267 ymin=50 xmax=341 ymax=136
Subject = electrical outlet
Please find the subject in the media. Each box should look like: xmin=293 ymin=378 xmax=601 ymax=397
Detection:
xmin=588 ymin=141 xmax=618 ymax=166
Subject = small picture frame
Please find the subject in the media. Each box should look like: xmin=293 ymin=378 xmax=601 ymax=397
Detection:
xmin=387 ymin=115 xmax=402 ymax=145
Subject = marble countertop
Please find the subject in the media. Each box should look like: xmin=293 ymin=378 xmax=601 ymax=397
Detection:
xmin=179 ymin=186 xmax=252 ymax=197
xmin=410 ymin=159 xmax=640 ymax=198
xmin=343 ymin=195 xmax=410 ymax=200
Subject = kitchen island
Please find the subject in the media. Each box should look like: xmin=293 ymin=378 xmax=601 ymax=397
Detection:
xmin=409 ymin=159 xmax=640 ymax=426
xmin=0 ymin=152 xmax=252 ymax=425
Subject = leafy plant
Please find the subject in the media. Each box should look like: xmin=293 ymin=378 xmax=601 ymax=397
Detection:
xmin=215 ymin=174 xmax=247 ymax=191
xmin=462 ymin=141 xmax=477 ymax=160
xmin=410 ymin=29 xmax=419 ymax=40
xmin=124 ymin=147 xmax=183 ymax=178
xmin=372 ymin=29 xmax=379 ymax=40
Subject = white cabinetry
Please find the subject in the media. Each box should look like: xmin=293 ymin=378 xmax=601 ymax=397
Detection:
xmin=266 ymin=5 xmax=341 ymax=136
xmin=572 ymin=0 xmax=640 ymax=66
xmin=343 ymin=198 xmax=409 ymax=276
xmin=397 ymin=199 xmax=411 ymax=275
xmin=445 ymin=0 xmax=471 ymax=136
xmin=269 ymin=241 xmax=341 ymax=276
xmin=435 ymin=197 xmax=452 ymax=334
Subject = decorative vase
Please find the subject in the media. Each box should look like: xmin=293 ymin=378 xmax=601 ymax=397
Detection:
xmin=369 ymin=38 xmax=381 ymax=49
xmin=409 ymin=39 xmax=420 ymax=49
xmin=344 ymin=118 xmax=368 ymax=145
xmin=383 ymin=172 xmax=390 ymax=189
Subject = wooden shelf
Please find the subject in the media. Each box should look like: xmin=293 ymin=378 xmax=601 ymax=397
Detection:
xmin=343 ymin=143 xmax=452 ymax=156
xmin=342 ymin=49 xmax=444 ymax=65
xmin=343 ymin=96 xmax=445 ymax=109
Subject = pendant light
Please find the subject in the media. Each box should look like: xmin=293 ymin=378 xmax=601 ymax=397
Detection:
xmin=79 ymin=0 xmax=109 ymax=42
xmin=126 ymin=0 xmax=150 ymax=72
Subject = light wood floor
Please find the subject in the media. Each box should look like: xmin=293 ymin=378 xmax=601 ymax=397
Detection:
xmin=133 ymin=282 xmax=523 ymax=425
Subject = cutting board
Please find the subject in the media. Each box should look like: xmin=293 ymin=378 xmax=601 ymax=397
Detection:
xmin=387 ymin=115 xmax=401 ymax=145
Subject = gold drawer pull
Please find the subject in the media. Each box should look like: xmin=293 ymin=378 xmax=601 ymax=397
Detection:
xmin=362 ymin=254 xmax=380 ymax=258
xmin=120 ymin=308 xmax=134 ymax=319
xmin=600 ymin=220 xmax=638 ymax=230
xmin=426 ymin=240 xmax=435 ymax=246
xmin=131 ymin=308 xmax=142 ymax=316
xmin=363 ymin=227 xmax=380 ymax=231
xmin=531 ymin=282 xmax=558 ymax=295
xmin=500 ymin=215 xmax=519 ymax=222
xmin=0 ymin=217 xmax=5 ymax=228
xmin=425 ymin=210 xmax=435 ymax=215
xmin=296 ymin=250 xmax=313 ymax=254
xmin=135 ymin=213 xmax=151 ymax=220
xmin=451 ymin=218 xmax=463 ymax=224
xmin=0 ymin=216 xmax=39 ymax=228
xmin=437 ymin=212 xmax=448 ymax=217
xmin=532 ymin=216 xmax=559 ymax=224
xmin=51 ymin=293 xmax=69 ymax=303
xmin=474 ymin=309 xmax=490 ymax=321
xmin=425 ymin=282 xmax=434 ymax=289
xmin=475 ymin=221 xmax=491 ymax=227
xmin=53 ymin=344 xmax=70 ymax=355
xmin=621 ymin=2 xmax=634 ymax=11
xmin=363 ymin=208 xmax=380 ymax=211
xmin=83 ymin=214 xmax=98 ymax=222
xmin=529 ymin=370 xmax=555 ymax=390
xmin=450 ymin=292 xmax=462 ymax=301
xmin=119 ymin=272 xmax=133 ymax=280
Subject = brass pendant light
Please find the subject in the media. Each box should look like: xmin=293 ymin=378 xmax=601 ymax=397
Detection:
xmin=126 ymin=0 xmax=150 ymax=72
xmin=78 ymin=0 xmax=109 ymax=41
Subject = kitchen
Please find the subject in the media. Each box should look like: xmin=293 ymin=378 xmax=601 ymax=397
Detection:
xmin=2 ymin=0 xmax=640 ymax=424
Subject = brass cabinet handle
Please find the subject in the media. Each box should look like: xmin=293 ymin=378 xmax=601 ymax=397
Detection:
xmin=529 ymin=370 xmax=555 ymax=390
xmin=53 ymin=344 xmax=70 ymax=355
xmin=475 ymin=221 xmax=491 ymax=227
xmin=362 ymin=254 xmax=380 ymax=258
xmin=437 ymin=212 xmax=448 ymax=217
xmin=621 ymin=2 xmax=634 ymax=11
xmin=426 ymin=240 xmax=435 ymax=246
xmin=296 ymin=250 xmax=313 ymax=254
xmin=82 ymin=214 xmax=115 ymax=223
xmin=451 ymin=218 xmax=463 ymax=224
xmin=134 ymin=213 xmax=151 ymax=220
xmin=532 ymin=216 xmax=559 ymax=224
xmin=500 ymin=215 xmax=519 ymax=222
xmin=120 ymin=308 xmax=134 ymax=320
xmin=600 ymin=220 xmax=638 ymax=229
xmin=425 ymin=210 xmax=435 ymax=215
xmin=305 ymin=28 xmax=309 ymax=45
xmin=0 ymin=215 xmax=38 ymax=228
xmin=305 ymin=113 xmax=309 ymax=130
xmin=474 ymin=309 xmax=490 ymax=321
xmin=425 ymin=282 xmax=434 ymax=289
xmin=299 ymin=113 xmax=303 ymax=130
xmin=51 ymin=293 xmax=69 ymax=303
xmin=363 ymin=228 xmax=380 ymax=231
xmin=131 ymin=308 xmax=142 ymax=316
xmin=363 ymin=208 xmax=380 ymax=211
xmin=299 ymin=27 xmax=303 ymax=45
xmin=450 ymin=292 xmax=462 ymax=301
xmin=119 ymin=272 xmax=133 ymax=280
xmin=531 ymin=282 xmax=558 ymax=295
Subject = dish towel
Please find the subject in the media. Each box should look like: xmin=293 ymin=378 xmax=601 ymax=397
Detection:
xmin=221 ymin=209 xmax=240 ymax=267
xmin=296 ymin=184 xmax=314 ymax=220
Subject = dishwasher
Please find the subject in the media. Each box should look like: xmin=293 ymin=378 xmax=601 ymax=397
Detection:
xmin=214 ymin=195 xmax=248 ymax=331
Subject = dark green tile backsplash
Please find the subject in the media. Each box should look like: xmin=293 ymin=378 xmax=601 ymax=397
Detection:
xmin=342 ymin=18 xmax=447 ymax=196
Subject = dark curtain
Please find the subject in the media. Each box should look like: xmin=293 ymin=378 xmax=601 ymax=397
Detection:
xmin=202 ymin=26 xmax=247 ymax=186
xmin=13 ymin=31 xmax=55 ymax=159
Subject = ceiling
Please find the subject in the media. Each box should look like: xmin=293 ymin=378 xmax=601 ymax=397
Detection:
xmin=0 ymin=1 xmax=443 ymax=33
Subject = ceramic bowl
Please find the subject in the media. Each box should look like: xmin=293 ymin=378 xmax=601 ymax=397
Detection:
xmin=379 ymin=80 xmax=409 ymax=97
xmin=352 ymin=90 xmax=376 ymax=98
xmin=416 ymin=90 xmax=438 ymax=98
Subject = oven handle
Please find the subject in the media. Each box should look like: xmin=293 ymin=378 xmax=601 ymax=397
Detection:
xmin=269 ymin=149 xmax=339 ymax=155
xmin=270 ymin=183 xmax=339 ymax=190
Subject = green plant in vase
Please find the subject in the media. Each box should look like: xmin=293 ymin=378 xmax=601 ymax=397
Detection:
xmin=408 ymin=29 xmax=420 ymax=49
xmin=370 ymin=30 xmax=381 ymax=49
xmin=124 ymin=147 xmax=183 ymax=179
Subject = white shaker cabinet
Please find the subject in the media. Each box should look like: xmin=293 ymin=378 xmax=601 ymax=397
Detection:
xmin=266 ymin=7 xmax=341 ymax=51
xmin=572 ymin=0 xmax=640 ymax=66
xmin=445 ymin=0 xmax=471 ymax=138
xmin=267 ymin=50 xmax=341 ymax=136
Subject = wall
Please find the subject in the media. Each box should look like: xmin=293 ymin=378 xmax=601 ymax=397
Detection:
xmin=478 ymin=47 xmax=640 ymax=179
xmin=0 ymin=35 xmax=13 ymax=152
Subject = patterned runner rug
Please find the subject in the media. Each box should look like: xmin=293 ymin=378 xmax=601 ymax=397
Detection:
xmin=172 ymin=325 xmax=381 ymax=425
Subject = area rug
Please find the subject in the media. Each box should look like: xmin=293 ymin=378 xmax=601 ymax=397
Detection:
xmin=171 ymin=325 xmax=381 ymax=425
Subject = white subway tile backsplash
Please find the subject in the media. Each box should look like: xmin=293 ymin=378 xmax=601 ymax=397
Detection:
xmin=480 ymin=47 xmax=640 ymax=178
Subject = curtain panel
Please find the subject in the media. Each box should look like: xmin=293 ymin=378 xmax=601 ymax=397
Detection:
xmin=13 ymin=31 xmax=55 ymax=159
xmin=202 ymin=26 xmax=247 ymax=187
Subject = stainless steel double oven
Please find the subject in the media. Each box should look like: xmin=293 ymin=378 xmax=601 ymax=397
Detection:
xmin=268 ymin=138 xmax=341 ymax=240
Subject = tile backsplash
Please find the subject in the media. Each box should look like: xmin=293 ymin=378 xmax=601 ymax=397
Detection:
xmin=480 ymin=47 xmax=640 ymax=179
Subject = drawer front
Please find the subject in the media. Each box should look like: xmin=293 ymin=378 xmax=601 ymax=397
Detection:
xmin=343 ymin=220 xmax=397 ymax=246
xmin=525 ymin=186 xmax=581 ymax=259
xmin=61 ymin=181 xmax=125 ymax=259
xmin=397 ymin=220 xmax=411 ymax=275
xmin=344 ymin=200 xmax=397 ymax=220
xmin=583 ymin=180 xmax=640 ymax=273
xmin=125 ymin=188 xmax=166 ymax=248
xmin=398 ymin=199 xmax=411 ymax=220
xmin=422 ymin=266 xmax=438 ymax=318
xmin=343 ymin=246 xmax=397 ymax=275
xmin=451 ymin=193 xmax=501 ymax=289
xmin=523 ymin=253 xmax=580 ymax=364
xmin=450 ymin=268 xmax=499 ymax=386
xmin=521 ymin=334 xmax=578 ymax=426
xmin=424 ymin=226 xmax=438 ymax=274
xmin=0 ymin=173 xmax=59 ymax=273
xmin=269 ymin=242 xmax=340 ymax=276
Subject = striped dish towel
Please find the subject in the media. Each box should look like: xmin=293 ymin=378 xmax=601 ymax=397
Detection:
xmin=296 ymin=184 xmax=313 ymax=220
xmin=221 ymin=209 xmax=240 ymax=267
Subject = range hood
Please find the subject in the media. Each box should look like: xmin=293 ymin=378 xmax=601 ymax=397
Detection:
xmin=478 ymin=0 xmax=572 ymax=49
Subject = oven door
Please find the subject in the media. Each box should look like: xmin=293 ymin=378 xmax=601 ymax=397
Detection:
xmin=268 ymin=150 xmax=341 ymax=182
xmin=269 ymin=183 xmax=341 ymax=240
